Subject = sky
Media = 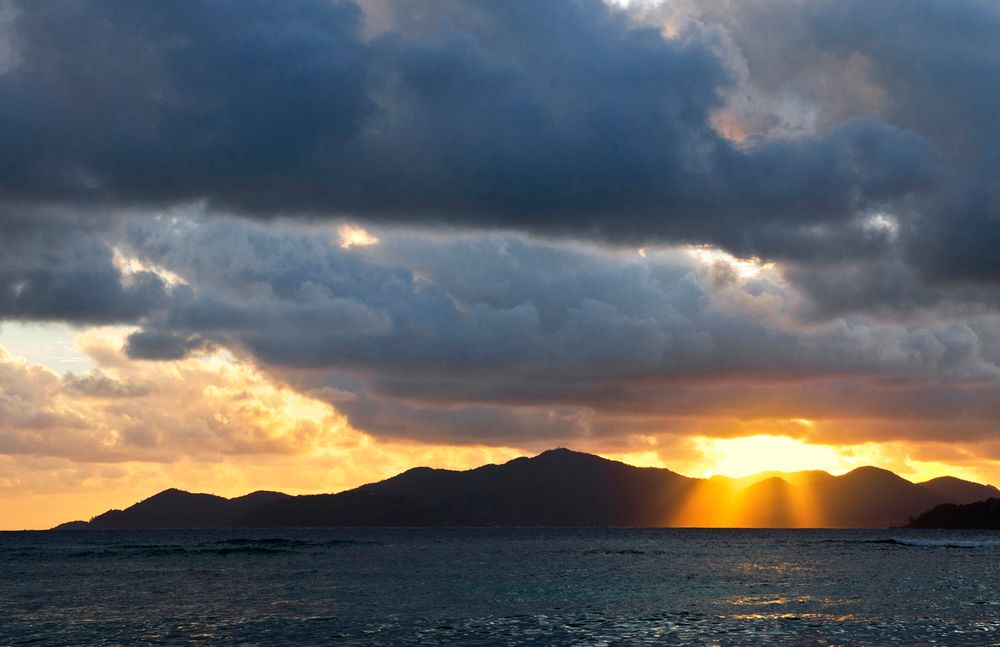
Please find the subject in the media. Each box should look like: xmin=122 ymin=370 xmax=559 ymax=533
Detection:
xmin=2 ymin=0 xmax=1000 ymax=529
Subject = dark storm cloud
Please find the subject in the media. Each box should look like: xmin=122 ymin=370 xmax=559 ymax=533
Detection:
xmin=334 ymin=380 xmax=1000 ymax=446
xmin=684 ymin=0 xmax=1000 ymax=285
xmin=336 ymin=394 xmax=594 ymax=447
xmin=0 ymin=0 xmax=948 ymax=263
xmin=124 ymin=330 xmax=208 ymax=361
xmin=0 ymin=213 xmax=167 ymax=323
xmin=0 ymin=0 xmax=369 ymax=206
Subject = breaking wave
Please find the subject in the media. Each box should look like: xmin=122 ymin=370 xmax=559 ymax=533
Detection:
xmin=825 ymin=537 xmax=1000 ymax=548
xmin=885 ymin=538 xmax=1000 ymax=548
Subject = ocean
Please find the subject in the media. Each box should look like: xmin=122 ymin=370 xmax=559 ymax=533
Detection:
xmin=2 ymin=528 xmax=999 ymax=645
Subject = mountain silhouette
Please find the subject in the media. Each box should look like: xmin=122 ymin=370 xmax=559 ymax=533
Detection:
xmin=237 ymin=448 xmax=691 ymax=528
xmin=808 ymin=466 xmax=938 ymax=528
xmin=906 ymin=497 xmax=1000 ymax=529
xmin=53 ymin=449 xmax=999 ymax=529
xmin=53 ymin=489 xmax=290 ymax=530
xmin=736 ymin=477 xmax=798 ymax=527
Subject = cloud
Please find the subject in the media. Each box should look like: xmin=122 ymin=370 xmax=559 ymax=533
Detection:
xmin=2 ymin=200 xmax=998 ymax=451
xmin=0 ymin=0 xmax=951 ymax=266
xmin=124 ymin=330 xmax=209 ymax=361
xmin=665 ymin=0 xmax=1000 ymax=285
xmin=0 ymin=0 xmax=369 ymax=206
xmin=1 ymin=0 xmax=997 ymax=318
xmin=0 ymin=336 xmax=355 ymax=461
xmin=62 ymin=370 xmax=152 ymax=398
xmin=0 ymin=211 xmax=168 ymax=323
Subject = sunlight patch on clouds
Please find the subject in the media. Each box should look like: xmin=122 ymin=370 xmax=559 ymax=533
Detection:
xmin=338 ymin=223 xmax=379 ymax=249
xmin=111 ymin=246 xmax=185 ymax=286
xmin=709 ymin=108 xmax=750 ymax=144
xmin=862 ymin=212 xmax=901 ymax=240
xmin=686 ymin=244 xmax=774 ymax=279
xmin=1 ymin=328 xmax=354 ymax=461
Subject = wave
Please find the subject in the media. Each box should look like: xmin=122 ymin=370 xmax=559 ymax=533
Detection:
xmin=66 ymin=546 xmax=292 ymax=558
xmin=201 ymin=546 xmax=293 ymax=555
xmin=885 ymin=538 xmax=1000 ymax=548
xmin=581 ymin=548 xmax=670 ymax=556
xmin=215 ymin=538 xmax=310 ymax=547
xmin=215 ymin=537 xmax=380 ymax=547
xmin=60 ymin=537 xmax=383 ymax=559
xmin=825 ymin=537 xmax=1000 ymax=548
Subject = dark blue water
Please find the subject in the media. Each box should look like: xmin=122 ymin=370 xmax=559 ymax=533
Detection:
xmin=2 ymin=528 xmax=1000 ymax=645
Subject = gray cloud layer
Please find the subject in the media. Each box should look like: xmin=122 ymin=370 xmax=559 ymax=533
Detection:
xmin=0 ymin=0 xmax=973 ymax=268
xmin=678 ymin=0 xmax=1000 ymax=286
xmin=2 ymin=204 xmax=999 ymax=447
xmin=0 ymin=211 xmax=167 ymax=323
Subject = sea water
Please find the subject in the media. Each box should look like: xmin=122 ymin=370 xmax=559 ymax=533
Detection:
xmin=2 ymin=528 xmax=999 ymax=645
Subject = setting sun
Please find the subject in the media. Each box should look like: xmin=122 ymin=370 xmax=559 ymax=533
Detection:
xmin=691 ymin=435 xmax=853 ymax=478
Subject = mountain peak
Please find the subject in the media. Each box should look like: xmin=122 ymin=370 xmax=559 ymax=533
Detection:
xmin=919 ymin=475 xmax=996 ymax=490
xmin=533 ymin=447 xmax=603 ymax=461
xmin=841 ymin=465 xmax=907 ymax=481
xmin=753 ymin=476 xmax=791 ymax=487
xmin=150 ymin=487 xmax=194 ymax=498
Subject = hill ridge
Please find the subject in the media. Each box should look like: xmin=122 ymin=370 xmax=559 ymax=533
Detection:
xmin=52 ymin=449 xmax=998 ymax=530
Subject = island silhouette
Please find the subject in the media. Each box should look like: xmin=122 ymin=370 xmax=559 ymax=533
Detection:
xmin=54 ymin=449 xmax=999 ymax=530
xmin=907 ymin=498 xmax=1000 ymax=529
